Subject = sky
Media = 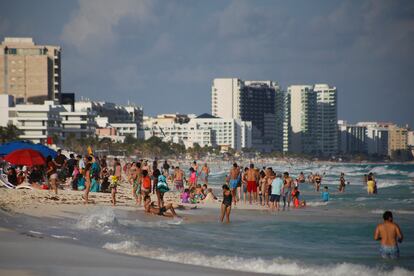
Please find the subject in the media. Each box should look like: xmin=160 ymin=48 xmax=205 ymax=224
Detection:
xmin=1 ymin=0 xmax=413 ymax=126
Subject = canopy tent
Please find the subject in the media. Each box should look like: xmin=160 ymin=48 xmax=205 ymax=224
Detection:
xmin=0 ymin=141 xmax=57 ymax=158
xmin=4 ymin=149 xmax=46 ymax=167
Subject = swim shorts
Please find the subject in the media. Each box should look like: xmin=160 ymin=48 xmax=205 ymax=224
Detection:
xmin=270 ymin=194 xmax=280 ymax=202
xmin=229 ymin=179 xmax=238 ymax=189
xmin=380 ymin=245 xmax=399 ymax=259
xmin=247 ymin=181 xmax=257 ymax=193
xmin=175 ymin=180 xmax=184 ymax=190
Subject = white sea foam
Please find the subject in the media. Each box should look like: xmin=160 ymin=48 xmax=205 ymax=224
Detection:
xmin=76 ymin=208 xmax=118 ymax=234
xmin=51 ymin=234 xmax=78 ymax=240
xmin=28 ymin=230 xmax=42 ymax=235
xmin=355 ymin=197 xmax=370 ymax=202
xmin=122 ymin=217 xmax=183 ymax=228
xmin=376 ymin=181 xmax=402 ymax=189
xmin=306 ymin=201 xmax=329 ymax=207
xmin=103 ymin=240 xmax=411 ymax=276
xmin=371 ymin=209 xmax=414 ymax=215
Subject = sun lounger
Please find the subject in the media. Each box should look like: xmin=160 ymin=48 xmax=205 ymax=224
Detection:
xmin=0 ymin=174 xmax=16 ymax=189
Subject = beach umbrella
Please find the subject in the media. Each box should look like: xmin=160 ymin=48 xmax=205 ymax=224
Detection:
xmin=5 ymin=149 xmax=46 ymax=167
xmin=0 ymin=141 xmax=57 ymax=158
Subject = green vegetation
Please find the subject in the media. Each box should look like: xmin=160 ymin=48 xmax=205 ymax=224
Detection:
xmin=0 ymin=124 xmax=21 ymax=143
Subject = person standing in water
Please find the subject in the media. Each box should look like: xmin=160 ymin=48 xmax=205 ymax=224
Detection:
xmin=338 ymin=172 xmax=346 ymax=192
xmin=282 ymin=172 xmax=293 ymax=210
xmin=246 ymin=163 xmax=258 ymax=204
xmin=314 ymin=173 xmax=322 ymax=192
xmin=228 ymin=163 xmax=240 ymax=206
xmin=374 ymin=211 xmax=403 ymax=259
xmin=199 ymin=163 xmax=210 ymax=186
xmin=367 ymin=174 xmax=376 ymax=194
xmin=220 ymin=184 xmax=232 ymax=223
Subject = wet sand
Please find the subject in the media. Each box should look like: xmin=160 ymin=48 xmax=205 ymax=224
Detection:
xmin=0 ymin=226 xmax=264 ymax=276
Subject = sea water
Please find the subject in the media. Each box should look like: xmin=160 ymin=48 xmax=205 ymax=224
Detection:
xmin=3 ymin=163 xmax=414 ymax=275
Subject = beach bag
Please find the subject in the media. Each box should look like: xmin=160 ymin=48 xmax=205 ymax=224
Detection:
xmin=157 ymin=175 xmax=169 ymax=193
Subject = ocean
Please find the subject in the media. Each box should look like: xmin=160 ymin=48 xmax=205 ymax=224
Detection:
xmin=2 ymin=162 xmax=414 ymax=275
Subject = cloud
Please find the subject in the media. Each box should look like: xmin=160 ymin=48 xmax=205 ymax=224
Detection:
xmin=61 ymin=0 xmax=154 ymax=55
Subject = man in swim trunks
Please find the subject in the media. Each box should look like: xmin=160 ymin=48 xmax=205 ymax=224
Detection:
xmin=143 ymin=195 xmax=179 ymax=218
xmin=374 ymin=211 xmax=403 ymax=259
xmin=174 ymin=166 xmax=185 ymax=192
xmin=246 ymin=163 xmax=258 ymax=204
xmin=282 ymin=172 xmax=293 ymax=210
xmin=228 ymin=163 xmax=240 ymax=205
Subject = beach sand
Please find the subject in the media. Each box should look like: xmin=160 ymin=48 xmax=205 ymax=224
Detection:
xmin=0 ymin=183 xmax=270 ymax=276
xmin=0 ymin=226 xmax=264 ymax=276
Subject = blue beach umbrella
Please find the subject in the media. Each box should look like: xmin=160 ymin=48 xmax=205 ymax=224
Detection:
xmin=0 ymin=141 xmax=57 ymax=158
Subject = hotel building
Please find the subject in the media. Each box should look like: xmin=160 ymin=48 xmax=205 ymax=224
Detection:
xmin=0 ymin=37 xmax=61 ymax=104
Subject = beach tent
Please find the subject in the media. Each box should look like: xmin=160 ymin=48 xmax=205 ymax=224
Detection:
xmin=0 ymin=141 xmax=57 ymax=158
xmin=5 ymin=149 xmax=46 ymax=167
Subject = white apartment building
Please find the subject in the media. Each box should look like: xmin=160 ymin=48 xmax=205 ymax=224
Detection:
xmin=408 ymin=131 xmax=414 ymax=147
xmin=110 ymin=123 xmax=138 ymax=138
xmin=314 ymin=84 xmax=338 ymax=155
xmin=0 ymin=94 xmax=13 ymax=127
xmin=8 ymin=101 xmax=63 ymax=143
xmin=75 ymin=100 xmax=143 ymax=139
xmin=211 ymin=78 xmax=284 ymax=151
xmin=357 ymin=122 xmax=391 ymax=156
xmin=60 ymin=110 xmax=96 ymax=140
xmin=338 ymin=120 xmax=367 ymax=154
xmin=288 ymin=85 xmax=317 ymax=154
xmin=144 ymin=113 xmax=252 ymax=151
xmin=0 ymin=96 xmax=96 ymax=144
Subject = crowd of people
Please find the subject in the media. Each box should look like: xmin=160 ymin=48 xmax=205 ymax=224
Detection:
xmin=0 ymin=150 xmax=405 ymax=259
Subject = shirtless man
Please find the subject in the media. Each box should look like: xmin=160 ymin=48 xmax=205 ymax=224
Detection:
xmin=174 ymin=166 xmax=185 ymax=192
xmin=228 ymin=163 xmax=240 ymax=205
xmin=143 ymin=195 xmax=179 ymax=218
xmin=246 ymin=164 xmax=258 ymax=204
xmin=283 ymin=172 xmax=293 ymax=210
xmin=374 ymin=211 xmax=403 ymax=259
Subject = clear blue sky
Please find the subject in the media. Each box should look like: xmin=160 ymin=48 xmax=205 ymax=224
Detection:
xmin=1 ymin=0 xmax=413 ymax=126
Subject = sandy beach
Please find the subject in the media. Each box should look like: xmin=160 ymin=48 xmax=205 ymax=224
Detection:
xmin=0 ymin=225 xmax=264 ymax=276
xmin=0 ymin=182 xmax=268 ymax=276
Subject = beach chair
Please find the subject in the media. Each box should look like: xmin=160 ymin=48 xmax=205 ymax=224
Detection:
xmin=0 ymin=174 xmax=16 ymax=189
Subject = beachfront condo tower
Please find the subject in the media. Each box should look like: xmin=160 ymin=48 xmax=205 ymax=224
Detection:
xmin=212 ymin=78 xmax=285 ymax=152
xmin=0 ymin=37 xmax=61 ymax=104
xmin=314 ymin=84 xmax=338 ymax=156
xmin=287 ymin=85 xmax=317 ymax=154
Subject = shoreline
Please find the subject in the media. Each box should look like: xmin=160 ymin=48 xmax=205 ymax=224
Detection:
xmin=0 ymin=226 xmax=263 ymax=276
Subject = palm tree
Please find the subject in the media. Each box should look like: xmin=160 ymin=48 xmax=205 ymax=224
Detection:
xmin=0 ymin=123 xmax=21 ymax=143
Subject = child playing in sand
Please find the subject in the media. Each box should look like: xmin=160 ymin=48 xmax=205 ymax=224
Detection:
xmin=322 ymin=186 xmax=330 ymax=202
xmin=203 ymin=188 xmax=218 ymax=203
xmin=181 ymin=188 xmax=190 ymax=203
xmin=195 ymin=184 xmax=205 ymax=201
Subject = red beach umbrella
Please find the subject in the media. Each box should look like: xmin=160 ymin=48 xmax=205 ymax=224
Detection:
xmin=5 ymin=149 xmax=46 ymax=167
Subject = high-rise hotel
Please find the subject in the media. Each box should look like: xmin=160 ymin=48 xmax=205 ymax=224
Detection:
xmin=0 ymin=37 xmax=61 ymax=104
xmin=287 ymin=84 xmax=337 ymax=155
xmin=212 ymin=78 xmax=285 ymax=151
